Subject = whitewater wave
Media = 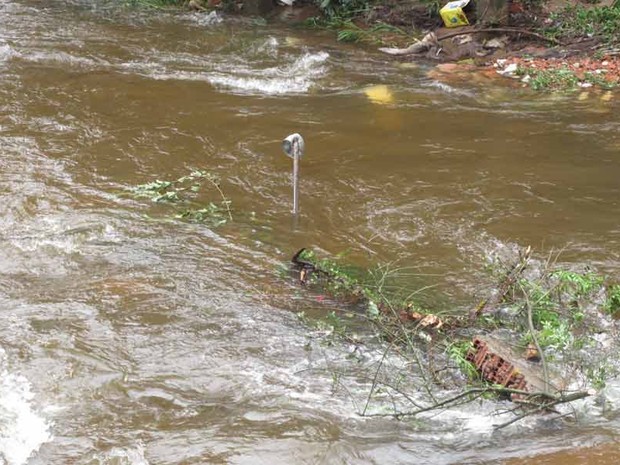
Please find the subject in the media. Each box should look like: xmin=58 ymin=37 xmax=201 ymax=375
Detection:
xmin=0 ymin=350 xmax=51 ymax=465
xmin=0 ymin=43 xmax=17 ymax=63
xmin=206 ymin=51 xmax=330 ymax=95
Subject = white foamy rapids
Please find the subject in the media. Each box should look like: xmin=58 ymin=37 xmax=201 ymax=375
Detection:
xmin=0 ymin=352 xmax=51 ymax=465
xmin=196 ymin=10 xmax=223 ymax=26
xmin=180 ymin=10 xmax=223 ymax=26
xmin=206 ymin=51 xmax=330 ymax=95
xmin=0 ymin=43 xmax=17 ymax=62
xmin=23 ymin=50 xmax=105 ymax=69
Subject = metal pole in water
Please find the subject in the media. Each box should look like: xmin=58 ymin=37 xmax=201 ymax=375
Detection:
xmin=282 ymin=133 xmax=305 ymax=215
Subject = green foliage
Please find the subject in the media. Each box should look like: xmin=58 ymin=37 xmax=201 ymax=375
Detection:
xmin=505 ymin=266 xmax=606 ymax=352
xmin=176 ymin=202 xmax=230 ymax=228
xmin=604 ymin=284 xmax=620 ymax=316
xmin=129 ymin=169 xmax=232 ymax=227
xmin=521 ymin=67 xmax=579 ymax=91
xmin=294 ymin=250 xmax=436 ymax=326
xmin=552 ymin=269 xmax=603 ymax=297
xmin=313 ymin=253 xmax=379 ymax=308
xmin=537 ymin=319 xmax=572 ymax=351
xmin=317 ymin=0 xmax=371 ymax=20
xmin=482 ymin=253 xmax=620 ymax=391
xmin=586 ymin=363 xmax=615 ymax=390
xmin=131 ymin=180 xmax=178 ymax=202
xmin=583 ymin=72 xmax=617 ymax=90
xmin=517 ymin=65 xmax=618 ymax=91
xmin=545 ymin=5 xmax=620 ymax=43
xmin=446 ymin=341 xmax=478 ymax=380
xmin=518 ymin=279 xmax=557 ymax=327
xmin=336 ymin=21 xmax=406 ymax=43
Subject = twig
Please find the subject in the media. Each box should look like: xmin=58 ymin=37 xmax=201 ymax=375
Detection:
xmin=359 ymin=386 xmax=592 ymax=425
xmin=362 ymin=344 xmax=393 ymax=416
xmin=355 ymin=374 xmax=425 ymax=410
xmin=523 ymin=284 xmax=550 ymax=394
xmin=471 ymin=246 xmax=531 ymax=320
xmin=493 ymin=390 xmax=590 ymax=429
xmin=375 ymin=288 xmax=438 ymax=403
xmin=206 ymin=175 xmax=233 ymax=221
xmin=437 ymin=28 xmax=563 ymax=46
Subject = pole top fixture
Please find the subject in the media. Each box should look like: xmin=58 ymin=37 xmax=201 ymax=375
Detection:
xmin=282 ymin=133 xmax=305 ymax=159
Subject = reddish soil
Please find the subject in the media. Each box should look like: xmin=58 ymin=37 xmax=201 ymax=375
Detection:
xmin=497 ymin=55 xmax=620 ymax=87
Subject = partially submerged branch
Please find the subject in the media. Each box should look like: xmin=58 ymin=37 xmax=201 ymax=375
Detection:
xmin=359 ymin=386 xmax=593 ymax=429
xmin=289 ymin=247 xmax=615 ymax=429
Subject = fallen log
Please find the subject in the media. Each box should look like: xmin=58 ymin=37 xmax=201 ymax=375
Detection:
xmin=378 ymin=32 xmax=438 ymax=56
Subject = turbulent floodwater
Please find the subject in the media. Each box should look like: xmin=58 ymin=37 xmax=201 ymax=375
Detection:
xmin=1 ymin=0 xmax=620 ymax=463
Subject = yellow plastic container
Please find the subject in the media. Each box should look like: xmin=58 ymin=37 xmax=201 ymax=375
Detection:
xmin=440 ymin=0 xmax=470 ymax=28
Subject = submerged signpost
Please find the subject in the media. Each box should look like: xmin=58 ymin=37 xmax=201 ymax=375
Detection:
xmin=282 ymin=133 xmax=305 ymax=215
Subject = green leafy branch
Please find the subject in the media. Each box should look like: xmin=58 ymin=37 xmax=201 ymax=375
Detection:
xmin=130 ymin=169 xmax=232 ymax=227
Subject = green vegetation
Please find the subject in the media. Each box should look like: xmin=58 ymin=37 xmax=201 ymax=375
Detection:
xmin=129 ymin=169 xmax=232 ymax=227
xmin=545 ymin=5 xmax=620 ymax=44
xmin=291 ymin=246 xmax=620 ymax=397
xmin=293 ymin=248 xmax=439 ymax=327
xmin=446 ymin=341 xmax=478 ymax=380
xmin=519 ymin=67 xmax=579 ymax=91
xmin=604 ymin=284 xmax=620 ymax=316
xmin=504 ymin=267 xmax=605 ymax=352
xmin=335 ymin=21 xmax=407 ymax=43
xmin=305 ymin=15 xmax=407 ymax=44
xmin=517 ymin=65 xmax=619 ymax=91
xmin=291 ymin=248 xmax=611 ymax=423
xmin=318 ymin=0 xmax=370 ymax=20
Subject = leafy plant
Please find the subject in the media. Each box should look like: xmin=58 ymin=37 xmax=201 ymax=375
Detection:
xmin=446 ymin=341 xmax=478 ymax=380
xmin=317 ymin=0 xmax=370 ymax=21
xmin=604 ymin=284 xmax=620 ymax=316
xmin=545 ymin=5 xmax=620 ymax=44
xmin=521 ymin=67 xmax=580 ymax=91
xmin=335 ymin=21 xmax=406 ymax=43
xmin=552 ymin=270 xmax=603 ymax=297
xmin=129 ymin=169 xmax=232 ymax=226
xmin=176 ymin=202 xmax=230 ymax=227
xmin=131 ymin=180 xmax=178 ymax=202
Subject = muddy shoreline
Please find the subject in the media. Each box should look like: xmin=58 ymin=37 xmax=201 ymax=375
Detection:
xmin=182 ymin=0 xmax=620 ymax=92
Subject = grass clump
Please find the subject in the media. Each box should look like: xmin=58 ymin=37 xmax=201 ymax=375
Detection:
xmin=517 ymin=65 xmax=619 ymax=91
xmin=545 ymin=5 xmax=620 ymax=44
xmin=518 ymin=66 xmax=579 ymax=91
xmin=335 ymin=21 xmax=406 ymax=44
xmin=315 ymin=0 xmax=371 ymax=21
xmin=292 ymin=249 xmax=445 ymax=333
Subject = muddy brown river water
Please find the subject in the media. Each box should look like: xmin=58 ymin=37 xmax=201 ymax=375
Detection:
xmin=0 ymin=0 xmax=619 ymax=463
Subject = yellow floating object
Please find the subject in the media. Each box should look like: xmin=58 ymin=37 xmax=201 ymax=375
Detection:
xmin=440 ymin=0 xmax=470 ymax=28
xmin=601 ymin=91 xmax=613 ymax=102
xmin=364 ymin=85 xmax=394 ymax=105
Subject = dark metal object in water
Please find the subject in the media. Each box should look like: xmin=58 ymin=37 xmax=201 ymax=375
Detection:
xmin=291 ymin=248 xmax=323 ymax=285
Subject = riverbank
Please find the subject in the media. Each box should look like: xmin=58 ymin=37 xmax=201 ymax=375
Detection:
xmin=158 ymin=0 xmax=620 ymax=91
xmin=345 ymin=0 xmax=620 ymax=91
